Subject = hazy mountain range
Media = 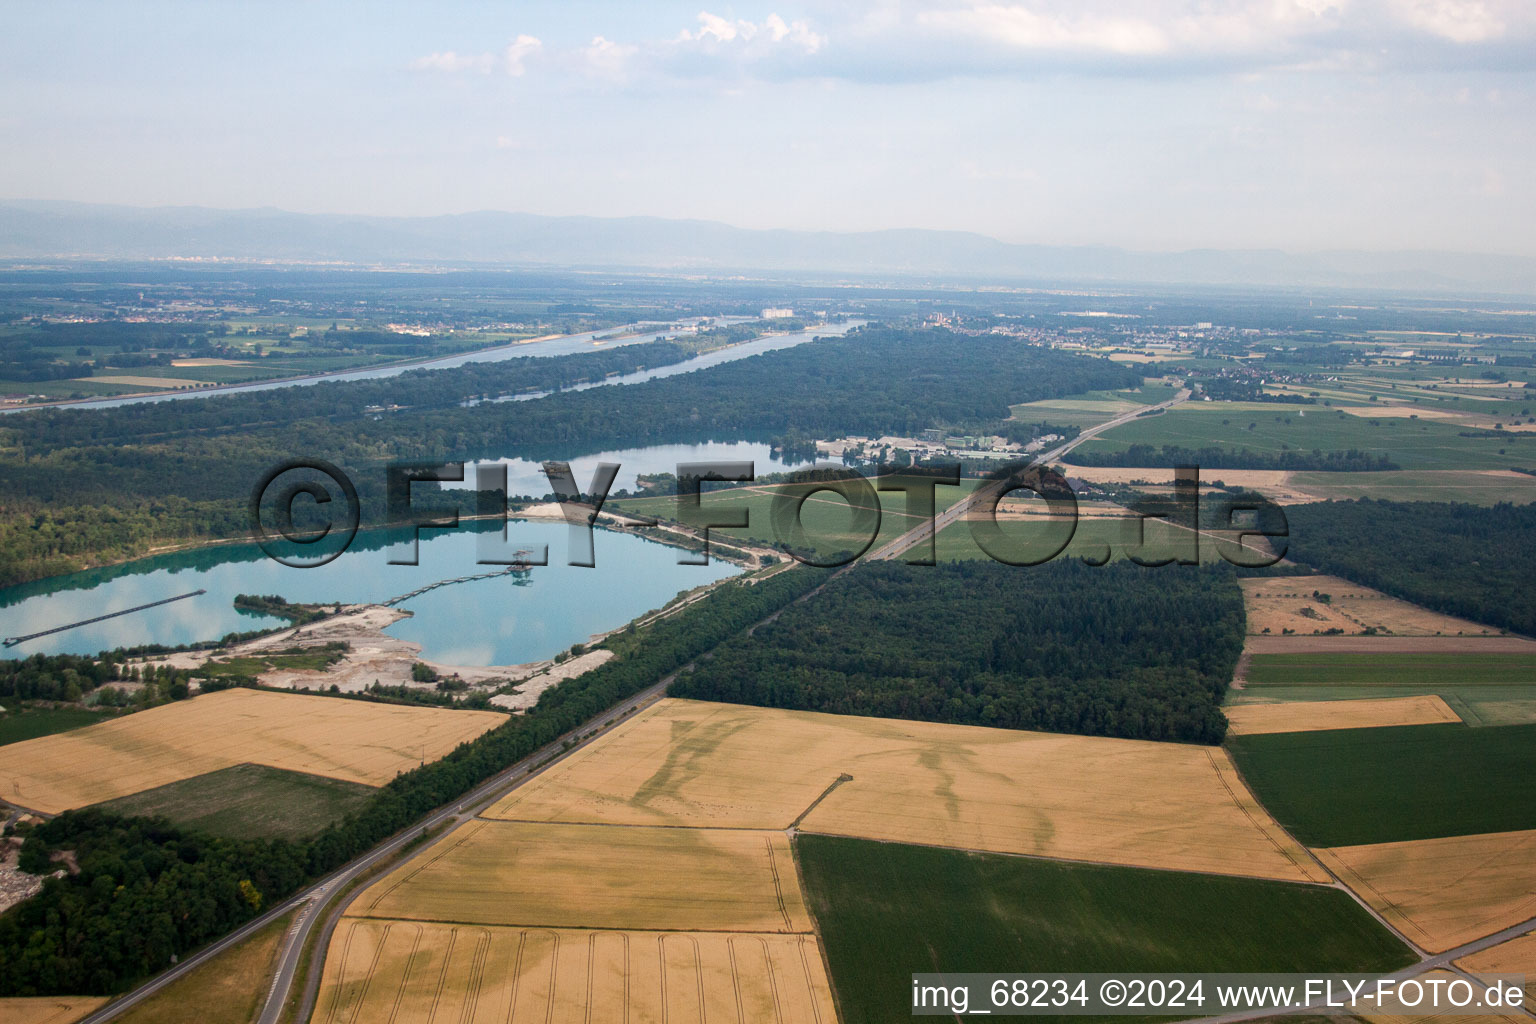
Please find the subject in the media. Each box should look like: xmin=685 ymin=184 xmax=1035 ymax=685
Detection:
xmin=3 ymin=199 xmax=1534 ymax=294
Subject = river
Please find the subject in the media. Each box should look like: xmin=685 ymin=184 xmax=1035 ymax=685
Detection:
xmin=3 ymin=318 xmax=861 ymax=413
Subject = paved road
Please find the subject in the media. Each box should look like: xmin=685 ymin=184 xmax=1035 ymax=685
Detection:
xmin=868 ymin=388 xmax=1191 ymax=562
xmin=76 ymin=385 xmax=1190 ymax=1024
xmin=75 ymin=677 xmax=672 ymax=1024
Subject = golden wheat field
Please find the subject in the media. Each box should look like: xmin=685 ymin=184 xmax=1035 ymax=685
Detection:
xmin=0 ymin=687 xmax=504 ymax=813
xmin=0 ymin=997 xmax=108 ymax=1024
xmin=1457 ymin=929 xmax=1536 ymax=1004
xmin=1357 ymin=968 xmax=1529 ymax=1024
xmin=1240 ymin=576 xmax=1503 ymax=637
xmin=350 ymin=819 xmax=812 ymax=933
xmin=484 ymin=699 xmax=1326 ymax=882
xmin=1315 ymin=830 xmax=1536 ymax=953
xmin=1223 ymin=695 xmax=1463 ymax=735
xmin=314 ymin=920 xmax=837 ymax=1024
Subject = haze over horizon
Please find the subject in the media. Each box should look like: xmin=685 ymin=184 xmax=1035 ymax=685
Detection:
xmin=4 ymin=1 xmax=1535 ymax=257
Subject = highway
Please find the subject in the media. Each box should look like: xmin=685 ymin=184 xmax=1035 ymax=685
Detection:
xmin=75 ymin=676 xmax=673 ymax=1024
xmin=77 ymin=384 xmax=1190 ymax=1024
xmin=868 ymin=387 xmax=1190 ymax=562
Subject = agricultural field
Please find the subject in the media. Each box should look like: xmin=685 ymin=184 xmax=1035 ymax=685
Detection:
xmin=1226 ymin=723 xmax=1536 ymax=846
xmin=1009 ymin=380 xmax=1183 ymax=428
xmin=1223 ymin=695 xmax=1462 ymax=735
xmin=1458 ymin=929 xmax=1536 ymax=1004
xmin=797 ymin=834 xmax=1413 ymax=1024
xmin=1285 ymin=469 xmax=1536 ymax=505
xmin=1314 ymin=829 xmax=1536 ymax=952
xmin=315 ymin=920 xmax=836 ymax=1024
xmin=930 ymin=505 xmax=1263 ymax=565
xmin=0 ymin=687 xmax=504 ymax=813
xmin=1067 ymin=403 xmax=1524 ymax=470
xmin=0 ymin=704 xmax=115 ymax=746
xmin=92 ymin=763 xmax=376 ymax=841
xmin=1239 ymin=576 xmax=1505 ymax=637
xmin=1232 ymin=651 xmax=1536 ymax=727
xmin=609 ymin=475 xmax=982 ymax=561
xmin=0 ymin=997 xmax=108 ymax=1024
xmin=485 ymin=699 xmax=1325 ymax=882
xmin=350 ymin=819 xmax=811 ymax=933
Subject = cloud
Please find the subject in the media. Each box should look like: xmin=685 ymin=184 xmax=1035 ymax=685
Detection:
xmin=409 ymin=35 xmax=543 ymax=76
xmin=504 ymin=34 xmax=543 ymax=76
xmin=675 ymin=11 xmax=826 ymax=53
xmin=580 ymin=36 xmax=640 ymax=80
xmin=1389 ymin=0 xmax=1507 ymax=43
xmin=409 ymin=51 xmax=497 ymax=74
xmin=410 ymin=3 xmax=1536 ymax=87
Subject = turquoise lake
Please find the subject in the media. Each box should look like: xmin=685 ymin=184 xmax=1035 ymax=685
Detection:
xmin=0 ymin=518 xmax=739 ymax=665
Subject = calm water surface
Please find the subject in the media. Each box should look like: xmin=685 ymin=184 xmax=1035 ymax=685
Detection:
xmin=0 ymin=519 xmax=737 ymax=665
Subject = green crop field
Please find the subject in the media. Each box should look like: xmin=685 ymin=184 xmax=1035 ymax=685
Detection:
xmin=92 ymin=762 xmax=376 ymax=841
xmin=1234 ymin=653 xmax=1536 ymax=726
xmin=1287 ymin=470 xmax=1536 ymax=506
xmin=795 ymin=834 xmax=1413 ymax=1024
xmin=1227 ymin=723 xmax=1536 ymax=847
xmin=933 ymin=513 xmax=1260 ymax=565
xmin=1069 ymin=405 xmax=1524 ymax=470
xmin=1246 ymin=652 xmax=1536 ymax=686
xmin=1010 ymin=381 xmax=1183 ymax=428
xmin=611 ymin=477 xmax=982 ymax=560
xmin=0 ymin=705 xmax=117 ymax=747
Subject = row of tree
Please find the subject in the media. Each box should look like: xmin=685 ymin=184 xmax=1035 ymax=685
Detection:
xmin=1070 ymin=444 xmax=1400 ymax=472
xmin=0 ymin=566 xmax=828 ymax=995
xmin=0 ymin=328 xmax=1142 ymax=587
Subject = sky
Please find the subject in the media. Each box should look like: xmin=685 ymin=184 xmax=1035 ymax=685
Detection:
xmin=2 ymin=0 xmax=1534 ymax=254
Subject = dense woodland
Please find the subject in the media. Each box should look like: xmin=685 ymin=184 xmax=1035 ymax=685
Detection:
xmin=0 ymin=566 xmax=827 ymax=995
xmin=1284 ymin=499 xmax=1536 ymax=636
xmin=0 ymin=328 xmax=1140 ymax=586
xmin=672 ymin=560 xmax=1243 ymax=743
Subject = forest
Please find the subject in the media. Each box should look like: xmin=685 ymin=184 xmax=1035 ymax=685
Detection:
xmin=0 ymin=327 xmax=1141 ymax=586
xmin=671 ymin=560 xmax=1244 ymax=743
xmin=1283 ymin=499 xmax=1536 ymax=636
xmin=0 ymin=566 xmax=828 ymax=995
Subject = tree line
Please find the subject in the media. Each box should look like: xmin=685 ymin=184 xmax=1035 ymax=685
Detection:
xmin=1069 ymin=444 xmax=1399 ymax=472
xmin=0 ymin=566 xmax=827 ymax=995
xmin=0 ymin=327 xmax=1140 ymax=587
xmin=671 ymin=560 xmax=1243 ymax=744
xmin=1283 ymin=499 xmax=1536 ymax=636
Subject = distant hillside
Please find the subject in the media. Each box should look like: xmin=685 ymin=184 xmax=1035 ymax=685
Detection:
xmin=2 ymin=199 xmax=1534 ymax=293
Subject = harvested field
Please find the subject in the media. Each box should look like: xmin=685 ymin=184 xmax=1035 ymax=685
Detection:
xmin=1240 ymin=576 xmax=1503 ymax=637
xmin=485 ymin=699 xmax=1326 ymax=883
xmin=1315 ymin=830 xmax=1536 ymax=953
xmin=0 ymin=687 xmax=504 ymax=814
xmin=1062 ymin=466 xmax=1320 ymax=504
xmin=1231 ymin=653 xmax=1536 ymax=729
xmin=0 ymin=998 xmax=108 ymax=1024
xmin=314 ymin=920 xmax=836 ymax=1024
xmin=1224 ymin=696 xmax=1462 ymax=735
xmin=350 ymin=819 xmax=811 ymax=933
xmin=1457 ymin=929 xmax=1536 ymax=1004
xmin=1357 ymin=969 xmax=1529 ymax=1024
xmin=79 ymin=374 xmax=203 ymax=388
